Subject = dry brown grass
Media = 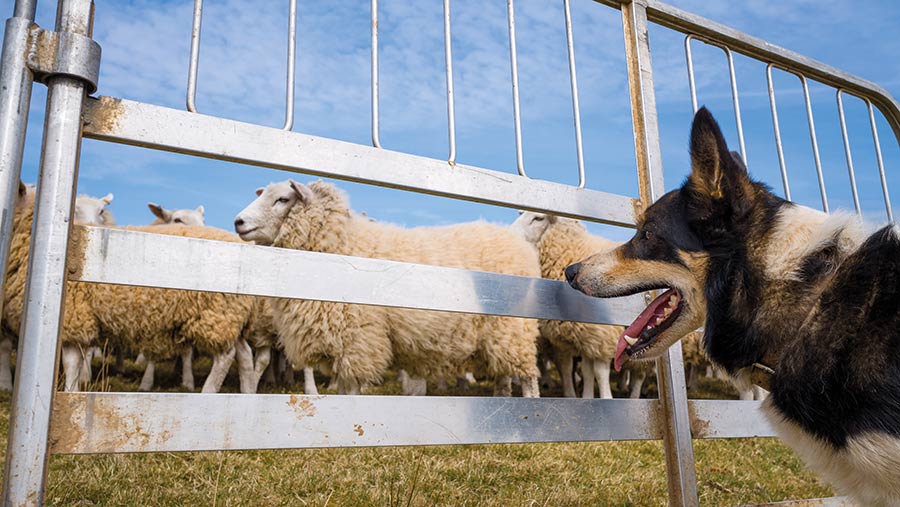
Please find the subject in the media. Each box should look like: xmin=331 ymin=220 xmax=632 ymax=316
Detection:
xmin=0 ymin=359 xmax=832 ymax=506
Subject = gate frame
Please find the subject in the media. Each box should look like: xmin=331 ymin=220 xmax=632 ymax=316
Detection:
xmin=2 ymin=0 xmax=897 ymax=505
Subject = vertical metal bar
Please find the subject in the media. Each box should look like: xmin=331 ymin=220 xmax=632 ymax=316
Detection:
xmin=767 ymin=64 xmax=791 ymax=201
xmin=866 ymin=99 xmax=893 ymax=222
xmin=506 ymin=0 xmax=526 ymax=177
xmin=621 ymin=2 xmax=698 ymax=505
xmin=186 ymin=0 xmax=203 ymax=112
xmin=800 ymin=75 xmax=829 ymax=212
xmin=282 ymin=0 xmax=297 ymax=131
xmin=563 ymin=0 xmax=585 ymax=188
xmin=13 ymin=0 xmax=37 ymax=20
xmin=684 ymin=35 xmax=698 ymax=114
xmin=723 ymin=48 xmax=747 ymax=166
xmin=836 ymin=89 xmax=862 ymax=215
xmin=0 ymin=3 xmax=39 ymax=350
xmin=443 ymin=0 xmax=456 ymax=164
xmin=3 ymin=1 xmax=94 ymax=503
xmin=371 ymin=0 xmax=382 ymax=148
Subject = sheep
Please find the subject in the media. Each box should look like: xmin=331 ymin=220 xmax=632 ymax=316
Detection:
xmin=148 ymin=202 xmax=205 ymax=226
xmin=234 ymin=180 xmax=541 ymax=396
xmin=3 ymin=187 xmax=255 ymax=393
xmin=131 ymin=202 xmax=208 ymax=391
xmin=512 ymin=211 xmax=640 ymax=399
xmin=0 ymin=188 xmax=116 ymax=391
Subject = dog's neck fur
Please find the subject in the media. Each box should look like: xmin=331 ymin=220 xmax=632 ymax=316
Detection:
xmin=702 ymin=197 xmax=866 ymax=376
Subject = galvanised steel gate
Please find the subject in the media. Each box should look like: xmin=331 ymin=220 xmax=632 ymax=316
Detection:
xmin=1 ymin=0 xmax=897 ymax=505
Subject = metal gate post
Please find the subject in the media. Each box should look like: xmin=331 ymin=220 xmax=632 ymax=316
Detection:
xmin=0 ymin=0 xmax=39 ymax=326
xmin=620 ymin=0 xmax=699 ymax=505
xmin=2 ymin=1 xmax=95 ymax=505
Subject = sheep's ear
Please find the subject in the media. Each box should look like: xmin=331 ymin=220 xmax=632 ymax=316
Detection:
xmin=148 ymin=202 xmax=168 ymax=220
xmin=547 ymin=214 xmax=559 ymax=224
xmin=255 ymin=187 xmax=264 ymax=197
xmin=289 ymin=180 xmax=314 ymax=204
xmin=18 ymin=180 xmax=26 ymax=197
xmin=196 ymin=205 xmax=204 ymax=215
xmin=102 ymin=193 xmax=113 ymax=205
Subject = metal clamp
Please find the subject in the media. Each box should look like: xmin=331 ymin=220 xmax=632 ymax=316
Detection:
xmin=25 ymin=25 xmax=101 ymax=94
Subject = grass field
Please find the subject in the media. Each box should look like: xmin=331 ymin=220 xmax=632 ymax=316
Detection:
xmin=0 ymin=359 xmax=832 ymax=506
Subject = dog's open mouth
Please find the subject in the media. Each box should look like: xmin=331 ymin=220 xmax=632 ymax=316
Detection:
xmin=615 ymin=288 xmax=683 ymax=371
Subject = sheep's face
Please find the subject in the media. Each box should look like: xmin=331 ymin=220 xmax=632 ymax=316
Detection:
xmin=510 ymin=211 xmax=556 ymax=245
xmin=234 ymin=180 xmax=312 ymax=245
xmin=148 ymin=202 xmax=205 ymax=226
xmin=74 ymin=193 xmax=115 ymax=226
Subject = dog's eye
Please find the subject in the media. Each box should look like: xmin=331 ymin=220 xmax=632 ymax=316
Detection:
xmin=643 ymin=230 xmax=653 ymax=241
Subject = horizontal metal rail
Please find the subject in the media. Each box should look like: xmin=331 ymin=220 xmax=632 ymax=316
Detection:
xmin=48 ymin=394 xmax=775 ymax=454
xmin=594 ymin=0 xmax=900 ymax=145
xmin=68 ymin=226 xmax=645 ymax=325
xmin=81 ymin=96 xmax=640 ymax=226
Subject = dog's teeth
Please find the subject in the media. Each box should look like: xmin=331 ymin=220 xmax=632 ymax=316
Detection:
xmin=663 ymin=307 xmax=673 ymax=316
xmin=668 ymin=296 xmax=677 ymax=307
xmin=624 ymin=335 xmax=638 ymax=346
xmin=647 ymin=324 xmax=654 ymax=330
xmin=655 ymin=316 xmax=664 ymax=324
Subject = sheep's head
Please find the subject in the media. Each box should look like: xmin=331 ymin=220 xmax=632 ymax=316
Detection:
xmin=510 ymin=211 xmax=557 ymax=245
xmin=234 ymin=180 xmax=314 ymax=245
xmin=148 ymin=202 xmax=205 ymax=226
xmin=74 ymin=193 xmax=115 ymax=226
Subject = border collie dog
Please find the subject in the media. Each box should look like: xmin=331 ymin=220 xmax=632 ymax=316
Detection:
xmin=566 ymin=108 xmax=900 ymax=506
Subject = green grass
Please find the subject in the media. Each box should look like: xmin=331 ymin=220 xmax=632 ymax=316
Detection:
xmin=0 ymin=359 xmax=832 ymax=506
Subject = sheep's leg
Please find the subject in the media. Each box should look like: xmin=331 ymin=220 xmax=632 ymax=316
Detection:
xmin=686 ymin=363 xmax=699 ymax=392
xmin=250 ymin=346 xmax=272 ymax=394
xmin=436 ymin=378 xmax=449 ymax=391
xmin=139 ymin=360 xmax=156 ymax=392
xmin=593 ymin=359 xmax=613 ymax=399
xmin=558 ymin=350 xmax=576 ymax=398
xmin=492 ymin=376 xmax=512 ymax=397
xmin=61 ymin=345 xmax=84 ymax=392
xmin=337 ymin=376 xmax=360 ymax=395
xmin=114 ymin=347 xmax=125 ymax=372
xmin=629 ymin=370 xmax=646 ymax=399
xmin=0 ymin=337 xmax=13 ymax=391
xmin=202 ymin=346 xmax=236 ymax=393
xmin=407 ymin=377 xmax=427 ymax=396
xmin=704 ymin=365 xmax=714 ymax=378
xmin=580 ymin=358 xmax=595 ymax=398
xmin=283 ymin=361 xmax=295 ymax=385
xmin=299 ymin=366 xmax=315 ymax=394
xmin=234 ymin=337 xmax=256 ymax=394
xmin=181 ymin=347 xmax=195 ymax=391
xmin=262 ymin=349 xmax=278 ymax=385
xmin=520 ymin=376 xmax=540 ymax=398
xmin=620 ymin=369 xmax=631 ymax=391
xmin=79 ymin=346 xmax=93 ymax=386
xmin=135 ymin=352 xmax=147 ymax=367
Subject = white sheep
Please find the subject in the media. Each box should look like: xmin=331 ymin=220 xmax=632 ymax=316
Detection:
xmin=148 ymin=202 xmax=205 ymax=226
xmin=512 ymin=211 xmax=643 ymax=399
xmin=0 ymin=189 xmax=118 ymax=391
xmin=234 ymin=180 xmax=541 ymax=396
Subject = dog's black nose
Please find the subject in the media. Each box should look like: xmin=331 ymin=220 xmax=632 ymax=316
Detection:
xmin=234 ymin=217 xmax=244 ymax=228
xmin=565 ymin=263 xmax=581 ymax=286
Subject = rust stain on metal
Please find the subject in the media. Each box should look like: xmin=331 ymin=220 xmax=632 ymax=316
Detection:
xmin=288 ymin=394 xmax=317 ymax=419
xmin=48 ymin=394 xmax=86 ymax=454
xmin=688 ymin=404 xmax=710 ymax=439
xmin=66 ymin=226 xmax=86 ymax=281
xmin=353 ymin=424 xmax=365 ymax=437
xmin=83 ymin=96 xmax=124 ymax=135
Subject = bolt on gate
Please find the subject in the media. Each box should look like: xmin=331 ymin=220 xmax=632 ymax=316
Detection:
xmin=1 ymin=0 xmax=898 ymax=505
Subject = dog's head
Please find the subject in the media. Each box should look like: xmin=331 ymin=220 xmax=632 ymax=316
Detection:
xmin=566 ymin=108 xmax=766 ymax=370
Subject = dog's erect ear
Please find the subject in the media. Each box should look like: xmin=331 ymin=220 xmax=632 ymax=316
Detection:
xmin=688 ymin=108 xmax=749 ymax=201
xmin=289 ymin=180 xmax=315 ymax=204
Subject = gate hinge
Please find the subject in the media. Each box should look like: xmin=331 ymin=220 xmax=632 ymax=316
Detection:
xmin=25 ymin=24 xmax=101 ymax=94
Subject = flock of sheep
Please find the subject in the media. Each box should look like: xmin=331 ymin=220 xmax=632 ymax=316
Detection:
xmin=0 ymin=179 xmax=762 ymax=400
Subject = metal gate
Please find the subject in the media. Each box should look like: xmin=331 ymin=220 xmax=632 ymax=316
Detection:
xmin=1 ymin=0 xmax=897 ymax=505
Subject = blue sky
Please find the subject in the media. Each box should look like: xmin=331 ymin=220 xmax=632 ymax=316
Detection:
xmin=7 ymin=0 xmax=900 ymax=241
